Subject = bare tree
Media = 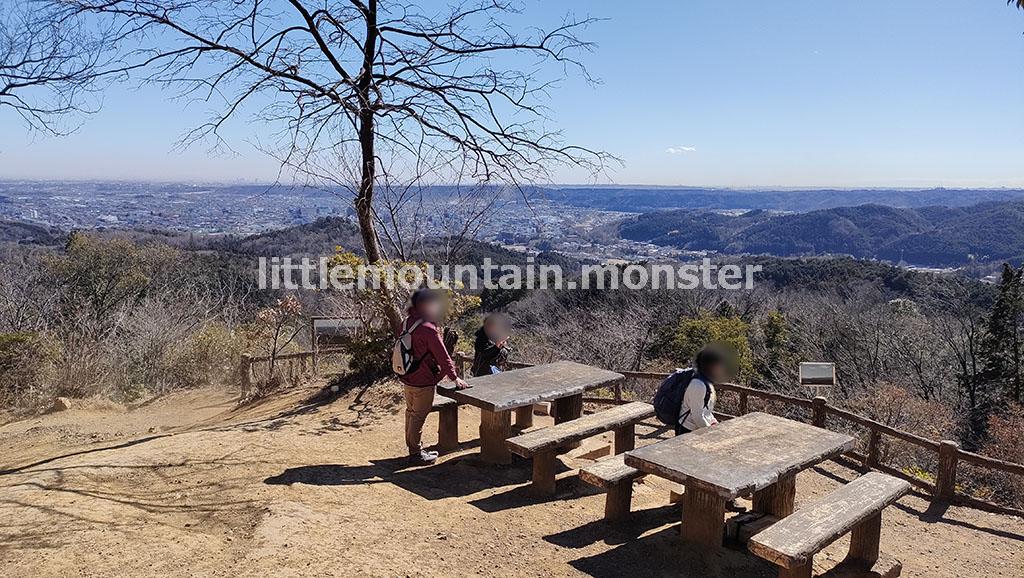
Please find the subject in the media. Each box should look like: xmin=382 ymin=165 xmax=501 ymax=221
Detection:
xmin=1 ymin=0 xmax=106 ymax=134
xmin=0 ymin=246 xmax=60 ymax=332
xmin=51 ymin=0 xmax=614 ymax=327
xmin=509 ymin=288 xmax=681 ymax=373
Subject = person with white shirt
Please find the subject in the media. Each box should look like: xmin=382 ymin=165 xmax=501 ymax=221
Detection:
xmin=672 ymin=345 xmax=741 ymax=511
xmin=676 ymin=346 xmax=729 ymax=435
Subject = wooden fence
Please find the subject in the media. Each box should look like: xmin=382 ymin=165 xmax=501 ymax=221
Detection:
xmin=239 ymin=347 xmax=347 ymax=398
xmin=453 ymin=353 xmax=1024 ymax=518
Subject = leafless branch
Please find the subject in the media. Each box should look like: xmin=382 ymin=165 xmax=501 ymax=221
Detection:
xmin=0 ymin=0 xmax=111 ymax=134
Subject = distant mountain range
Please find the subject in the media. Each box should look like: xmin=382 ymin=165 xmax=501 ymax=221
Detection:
xmin=545 ymin=187 xmax=1024 ymax=213
xmin=619 ymin=201 xmax=1024 ymax=267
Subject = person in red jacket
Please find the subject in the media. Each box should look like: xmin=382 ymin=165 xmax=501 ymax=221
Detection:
xmin=398 ymin=289 xmax=470 ymax=464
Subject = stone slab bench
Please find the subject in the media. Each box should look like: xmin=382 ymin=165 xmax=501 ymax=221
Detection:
xmin=506 ymin=401 xmax=654 ymax=497
xmin=748 ymin=472 xmax=911 ymax=578
xmin=579 ymin=453 xmax=647 ymax=521
xmin=430 ymin=395 xmax=459 ymax=452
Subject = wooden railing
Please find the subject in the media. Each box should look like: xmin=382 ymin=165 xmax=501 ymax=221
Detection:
xmin=453 ymin=353 xmax=1024 ymax=518
xmin=239 ymin=347 xmax=348 ymax=397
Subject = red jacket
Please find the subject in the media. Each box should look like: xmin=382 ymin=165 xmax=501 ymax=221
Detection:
xmin=397 ymin=313 xmax=458 ymax=387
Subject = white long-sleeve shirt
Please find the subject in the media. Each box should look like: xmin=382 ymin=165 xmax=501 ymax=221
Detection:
xmin=679 ymin=377 xmax=717 ymax=432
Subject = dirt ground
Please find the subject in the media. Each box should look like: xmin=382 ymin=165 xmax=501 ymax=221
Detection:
xmin=1 ymin=381 xmax=1022 ymax=578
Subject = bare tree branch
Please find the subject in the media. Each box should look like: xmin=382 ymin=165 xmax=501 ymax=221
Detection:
xmin=0 ymin=0 xmax=110 ymax=134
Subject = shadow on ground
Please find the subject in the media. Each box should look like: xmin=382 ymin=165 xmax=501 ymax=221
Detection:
xmin=264 ymin=450 xmax=579 ymax=508
xmin=564 ymin=524 xmax=775 ymax=578
xmin=544 ymin=503 xmax=680 ymax=549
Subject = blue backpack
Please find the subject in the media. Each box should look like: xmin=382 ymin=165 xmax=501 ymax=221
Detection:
xmin=653 ymin=368 xmax=698 ymax=426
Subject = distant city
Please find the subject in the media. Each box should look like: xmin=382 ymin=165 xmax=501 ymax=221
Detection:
xmin=0 ymin=180 xmax=339 ymax=233
xmin=0 ymin=180 xmax=691 ymax=262
xmin=7 ymin=180 xmax=1024 ymax=269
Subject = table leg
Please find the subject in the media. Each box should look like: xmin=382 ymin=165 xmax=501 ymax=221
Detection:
xmin=614 ymin=423 xmax=635 ymax=454
xmin=479 ymin=408 xmax=512 ymax=464
xmin=752 ymin=473 xmax=797 ymax=518
xmin=514 ymin=405 xmax=534 ymax=429
xmin=680 ymin=483 xmax=726 ymax=547
xmin=554 ymin=393 xmax=584 ymax=450
xmin=531 ymin=449 xmax=557 ymax=497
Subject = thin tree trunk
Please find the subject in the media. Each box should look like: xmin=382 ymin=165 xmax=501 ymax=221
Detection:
xmin=354 ymin=0 xmax=402 ymax=333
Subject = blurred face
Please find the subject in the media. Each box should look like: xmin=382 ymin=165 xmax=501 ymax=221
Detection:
xmin=705 ymin=362 xmax=728 ymax=384
xmin=417 ymin=297 xmax=445 ymax=323
xmin=484 ymin=316 xmax=511 ymax=342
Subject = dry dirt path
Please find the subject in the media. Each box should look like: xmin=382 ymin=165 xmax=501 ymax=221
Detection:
xmin=1 ymin=383 xmax=1022 ymax=577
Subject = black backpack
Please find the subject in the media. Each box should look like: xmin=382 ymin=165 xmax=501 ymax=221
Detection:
xmin=653 ymin=368 xmax=701 ymax=426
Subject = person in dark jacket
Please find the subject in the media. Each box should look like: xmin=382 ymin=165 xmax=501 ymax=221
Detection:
xmin=398 ymin=289 xmax=470 ymax=464
xmin=470 ymin=313 xmax=512 ymax=377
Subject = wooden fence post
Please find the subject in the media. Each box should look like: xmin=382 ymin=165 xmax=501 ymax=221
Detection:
xmin=455 ymin=352 xmax=466 ymax=378
xmin=738 ymin=391 xmax=748 ymax=416
xmin=812 ymin=396 xmax=827 ymax=428
xmin=310 ymin=322 xmax=318 ymax=373
xmin=865 ymin=429 xmax=881 ymax=470
xmin=239 ymin=355 xmax=253 ymax=398
xmin=936 ymin=440 xmax=959 ymax=502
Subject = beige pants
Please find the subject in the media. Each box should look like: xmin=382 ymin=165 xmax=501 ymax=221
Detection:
xmin=404 ymin=384 xmax=436 ymax=454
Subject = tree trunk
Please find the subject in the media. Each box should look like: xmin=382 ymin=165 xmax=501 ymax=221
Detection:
xmin=355 ymin=0 xmax=402 ymax=333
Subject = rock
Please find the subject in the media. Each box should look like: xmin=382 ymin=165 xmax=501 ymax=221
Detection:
xmin=52 ymin=397 xmax=72 ymax=412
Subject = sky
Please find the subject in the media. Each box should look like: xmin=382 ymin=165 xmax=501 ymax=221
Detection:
xmin=1 ymin=0 xmax=1023 ymax=187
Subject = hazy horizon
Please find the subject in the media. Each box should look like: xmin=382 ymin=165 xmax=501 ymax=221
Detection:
xmin=3 ymin=0 xmax=1024 ymax=187
xmin=5 ymin=178 xmax=1024 ymax=192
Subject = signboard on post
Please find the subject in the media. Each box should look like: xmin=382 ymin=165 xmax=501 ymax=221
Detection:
xmin=799 ymin=362 xmax=836 ymax=389
xmin=310 ymin=316 xmax=363 ymax=347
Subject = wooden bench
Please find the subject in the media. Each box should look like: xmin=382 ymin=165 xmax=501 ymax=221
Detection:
xmin=506 ymin=401 xmax=655 ymax=497
xmin=748 ymin=472 xmax=911 ymax=578
xmin=579 ymin=453 xmax=647 ymax=521
xmin=431 ymin=396 xmax=459 ymax=452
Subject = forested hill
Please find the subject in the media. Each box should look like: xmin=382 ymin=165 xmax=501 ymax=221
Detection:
xmin=545 ymin=187 xmax=1024 ymax=212
xmin=619 ymin=201 xmax=1024 ymax=267
xmin=0 ymin=219 xmax=65 ymax=246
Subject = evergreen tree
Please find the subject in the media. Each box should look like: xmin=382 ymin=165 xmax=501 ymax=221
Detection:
xmin=977 ymin=263 xmax=1024 ymax=438
xmin=753 ymin=310 xmax=797 ymax=390
xmin=670 ymin=313 xmax=753 ymax=381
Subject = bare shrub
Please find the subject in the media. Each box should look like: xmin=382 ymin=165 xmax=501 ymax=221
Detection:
xmin=0 ymin=332 xmax=57 ymax=408
xmin=979 ymin=405 xmax=1024 ymax=508
xmin=168 ymin=325 xmax=246 ymax=391
xmin=845 ymin=383 xmax=956 ymax=473
xmin=509 ymin=289 xmax=683 ymax=372
xmin=0 ymin=236 xmax=258 ymax=409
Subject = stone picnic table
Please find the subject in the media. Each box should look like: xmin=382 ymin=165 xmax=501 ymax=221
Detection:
xmin=438 ymin=360 xmax=624 ymax=464
xmin=624 ymin=412 xmax=855 ymax=548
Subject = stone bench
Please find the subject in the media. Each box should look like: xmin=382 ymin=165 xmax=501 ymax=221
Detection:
xmin=748 ymin=472 xmax=911 ymax=578
xmin=431 ymin=396 xmax=459 ymax=452
xmin=506 ymin=401 xmax=655 ymax=497
xmin=579 ymin=453 xmax=647 ymax=521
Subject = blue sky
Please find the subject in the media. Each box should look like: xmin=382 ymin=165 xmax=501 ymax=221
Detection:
xmin=2 ymin=0 xmax=1023 ymax=186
